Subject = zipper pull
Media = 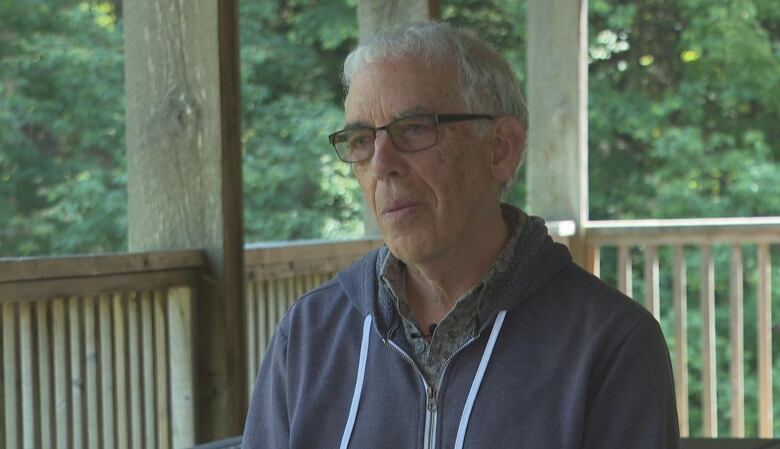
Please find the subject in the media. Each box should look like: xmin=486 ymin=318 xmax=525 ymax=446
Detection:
xmin=426 ymin=386 xmax=437 ymax=412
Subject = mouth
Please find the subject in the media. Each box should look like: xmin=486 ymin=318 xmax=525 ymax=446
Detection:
xmin=380 ymin=201 xmax=421 ymax=220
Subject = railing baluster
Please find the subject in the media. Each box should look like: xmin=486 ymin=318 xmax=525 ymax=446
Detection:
xmin=85 ymin=296 xmax=100 ymax=449
xmin=247 ymin=280 xmax=258 ymax=397
xmin=114 ymin=294 xmax=128 ymax=449
xmin=757 ymin=243 xmax=773 ymax=437
xmin=673 ymin=246 xmax=689 ymax=437
xmin=19 ymin=302 xmax=35 ymax=449
xmin=52 ymin=298 xmax=68 ymax=449
xmin=36 ymin=301 xmax=53 ymax=449
xmin=700 ymin=245 xmax=717 ymax=437
xmin=294 ymin=275 xmax=305 ymax=300
xmin=168 ymin=287 xmax=195 ymax=448
xmin=128 ymin=293 xmax=142 ymax=448
xmin=69 ymin=297 xmax=84 ymax=449
xmin=153 ymin=291 xmax=170 ymax=449
xmin=587 ymin=245 xmax=600 ymax=277
xmin=288 ymin=277 xmax=299 ymax=311
xmin=258 ymin=281 xmax=268 ymax=365
xmin=729 ymin=245 xmax=744 ymax=437
xmin=3 ymin=303 xmax=19 ymax=449
xmin=141 ymin=292 xmax=156 ymax=449
xmin=618 ymin=245 xmax=633 ymax=297
xmin=99 ymin=295 xmax=115 ymax=449
xmin=644 ymin=246 xmax=660 ymax=320
xmin=279 ymin=279 xmax=290 ymax=323
xmin=305 ymin=273 xmax=316 ymax=292
xmin=267 ymin=280 xmax=278 ymax=352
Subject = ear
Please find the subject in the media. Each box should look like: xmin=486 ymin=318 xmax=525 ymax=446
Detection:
xmin=488 ymin=116 xmax=526 ymax=184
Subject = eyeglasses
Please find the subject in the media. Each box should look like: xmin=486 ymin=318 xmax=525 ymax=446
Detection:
xmin=328 ymin=113 xmax=494 ymax=163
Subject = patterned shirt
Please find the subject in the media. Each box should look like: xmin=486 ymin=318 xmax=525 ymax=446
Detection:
xmin=379 ymin=206 xmax=526 ymax=389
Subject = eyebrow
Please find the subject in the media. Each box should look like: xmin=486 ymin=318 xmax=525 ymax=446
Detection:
xmin=397 ymin=107 xmax=431 ymax=118
xmin=344 ymin=121 xmax=372 ymax=130
xmin=343 ymin=107 xmax=432 ymax=129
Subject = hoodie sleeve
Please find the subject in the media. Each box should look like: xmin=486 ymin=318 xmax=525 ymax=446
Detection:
xmin=242 ymin=328 xmax=290 ymax=449
xmin=581 ymin=315 xmax=680 ymax=449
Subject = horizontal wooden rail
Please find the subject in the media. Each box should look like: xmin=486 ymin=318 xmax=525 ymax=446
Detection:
xmin=587 ymin=217 xmax=780 ymax=245
xmin=0 ymin=250 xmax=207 ymax=303
xmin=245 ymin=238 xmax=383 ymax=281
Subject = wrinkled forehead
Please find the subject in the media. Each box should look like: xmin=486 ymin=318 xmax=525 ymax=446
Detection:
xmin=343 ymin=56 xmax=467 ymax=125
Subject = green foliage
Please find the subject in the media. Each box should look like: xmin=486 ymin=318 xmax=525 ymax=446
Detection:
xmin=588 ymin=0 xmax=780 ymax=219
xmin=0 ymin=1 xmax=126 ymax=256
xmin=239 ymin=0 xmax=363 ymax=242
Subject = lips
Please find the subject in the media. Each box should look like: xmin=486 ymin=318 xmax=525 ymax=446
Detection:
xmin=379 ymin=198 xmax=422 ymax=223
xmin=381 ymin=201 xmax=419 ymax=215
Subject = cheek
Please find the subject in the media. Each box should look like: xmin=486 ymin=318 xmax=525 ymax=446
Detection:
xmin=434 ymin=144 xmax=493 ymax=209
xmin=354 ymin=168 xmax=376 ymax=202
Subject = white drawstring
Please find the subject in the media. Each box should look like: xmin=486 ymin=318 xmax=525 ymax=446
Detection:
xmin=453 ymin=310 xmax=507 ymax=449
xmin=339 ymin=314 xmax=372 ymax=449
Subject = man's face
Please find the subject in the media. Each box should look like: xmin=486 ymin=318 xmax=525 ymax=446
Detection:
xmin=344 ymin=58 xmax=503 ymax=267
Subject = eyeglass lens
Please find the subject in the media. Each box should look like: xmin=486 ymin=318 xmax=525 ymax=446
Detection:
xmin=332 ymin=115 xmax=438 ymax=162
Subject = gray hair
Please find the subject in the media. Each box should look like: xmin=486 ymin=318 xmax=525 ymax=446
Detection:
xmin=342 ymin=21 xmax=528 ymax=191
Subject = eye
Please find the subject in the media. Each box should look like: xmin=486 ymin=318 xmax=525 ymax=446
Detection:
xmin=348 ymin=131 xmax=374 ymax=149
xmin=397 ymin=117 xmax=435 ymax=139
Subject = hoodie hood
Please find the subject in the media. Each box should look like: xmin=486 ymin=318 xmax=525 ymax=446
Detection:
xmin=336 ymin=208 xmax=573 ymax=338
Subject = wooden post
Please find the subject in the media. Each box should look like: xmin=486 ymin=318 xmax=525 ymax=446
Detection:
xmin=124 ymin=0 xmax=245 ymax=441
xmin=357 ymin=0 xmax=431 ymax=43
xmin=526 ymin=0 xmax=589 ymax=266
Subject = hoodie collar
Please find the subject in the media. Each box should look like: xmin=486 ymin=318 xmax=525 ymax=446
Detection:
xmin=337 ymin=205 xmax=573 ymax=339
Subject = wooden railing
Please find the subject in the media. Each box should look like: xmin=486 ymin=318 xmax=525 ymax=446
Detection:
xmin=587 ymin=217 xmax=780 ymax=438
xmin=0 ymin=251 xmax=204 ymax=449
xmin=2 ymin=218 xmax=776 ymax=445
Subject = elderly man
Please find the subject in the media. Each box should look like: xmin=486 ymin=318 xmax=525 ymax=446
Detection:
xmin=243 ymin=22 xmax=679 ymax=449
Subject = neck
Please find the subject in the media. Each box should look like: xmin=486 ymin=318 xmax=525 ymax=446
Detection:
xmin=403 ymin=205 xmax=510 ymax=327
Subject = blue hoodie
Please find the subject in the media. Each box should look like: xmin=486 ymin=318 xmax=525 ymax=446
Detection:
xmin=242 ymin=220 xmax=680 ymax=449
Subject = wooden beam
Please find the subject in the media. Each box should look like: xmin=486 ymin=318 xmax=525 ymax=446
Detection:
xmin=124 ymin=0 xmax=245 ymax=441
xmin=526 ymin=0 xmax=589 ymax=265
xmin=0 ymin=250 xmax=206 ymax=283
xmin=587 ymin=217 xmax=780 ymax=246
xmin=428 ymin=0 xmax=441 ymax=19
xmin=526 ymin=1 xmax=588 ymax=223
xmin=357 ymin=0 xmax=431 ymax=43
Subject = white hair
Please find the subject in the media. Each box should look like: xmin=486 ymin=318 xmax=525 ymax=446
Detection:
xmin=342 ymin=21 xmax=528 ymax=192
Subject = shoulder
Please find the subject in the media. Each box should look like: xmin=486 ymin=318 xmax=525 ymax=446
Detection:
xmin=515 ymin=262 xmax=664 ymax=359
xmin=540 ymin=262 xmax=653 ymax=324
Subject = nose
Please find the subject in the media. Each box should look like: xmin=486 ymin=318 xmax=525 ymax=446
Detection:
xmin=370 ymin=129 xmax=407 ymax=179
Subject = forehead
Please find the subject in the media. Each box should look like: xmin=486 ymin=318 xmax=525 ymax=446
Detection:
xmin=344 ymin=57 xmax=465 ymax=124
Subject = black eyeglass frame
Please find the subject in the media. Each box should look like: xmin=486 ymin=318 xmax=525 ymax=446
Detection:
xmin=328 ymin=113 xmax=494 ymax=163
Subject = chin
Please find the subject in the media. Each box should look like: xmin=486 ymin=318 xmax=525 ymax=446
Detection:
xmin=384 ymin=233 xmax=434 ymax=265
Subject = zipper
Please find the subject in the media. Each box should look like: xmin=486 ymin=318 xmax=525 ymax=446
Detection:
xmin=379 ymin=280 xmax=491 ymax=449
xmin=384 ymin=335 xmax=482 ymax=449
xmin=424 ymin=385 xmax=437 ymax=449
xmin=384 ymin=339 xmax=437 ymax=449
